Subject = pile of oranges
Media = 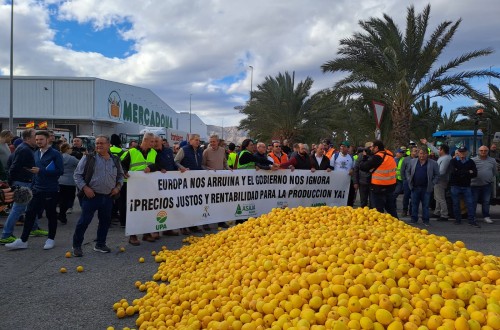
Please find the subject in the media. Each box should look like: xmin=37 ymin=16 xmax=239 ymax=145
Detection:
xmin=113 ymin=206 xmax=500 ymax=330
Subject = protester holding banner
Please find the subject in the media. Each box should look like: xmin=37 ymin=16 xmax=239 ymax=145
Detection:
xmin=120 ymin=132 xmax=161 ymax=245
xmin=174 ymin=134 xmax=204 ymax=234
xmin=254 ymin=142 xmax=276 ymax=170
xmin=279 ymin=144 xmax=314 ymax=171
xmin=202 ymin=134 xmax=232 ymax=229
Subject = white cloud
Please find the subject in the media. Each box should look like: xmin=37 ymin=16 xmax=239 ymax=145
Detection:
xmin=0 ymin=0 xmax=499 ymax=126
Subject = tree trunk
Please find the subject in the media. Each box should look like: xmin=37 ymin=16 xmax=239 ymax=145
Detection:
xmin=390 ymin=105 xmax=412 ymax=150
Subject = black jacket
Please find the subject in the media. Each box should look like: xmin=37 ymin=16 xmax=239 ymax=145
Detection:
xmin=8 ymin=142 xmax=35 ymax=184
xmin=449 ymin=157 xmax=477 ymax=187
xmin=311 ymin=155 xmax=330 ymax=170
xmin=253 ymin=152 xmax=273 ymax=170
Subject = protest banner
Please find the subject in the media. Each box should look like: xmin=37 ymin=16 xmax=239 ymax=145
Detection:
xmin=125 ymin=169 xmax=350 ymax=235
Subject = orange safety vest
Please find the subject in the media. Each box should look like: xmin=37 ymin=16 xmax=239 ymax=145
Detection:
xmin=268 ymin=152 xmax=288 ymax=164
xmin=371 ymin=150 xmax=397 ymax=185
xmin=325 ymin=148 xmax=335 ymax=159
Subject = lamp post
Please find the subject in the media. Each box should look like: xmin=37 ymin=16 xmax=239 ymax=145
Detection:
xmin=9 ymin=0 xmax=14 ymax=131
xmin=189 ymin=93 xmax=192 ymax=134
xmin=249 ymin=65 xmax=253 ymax=96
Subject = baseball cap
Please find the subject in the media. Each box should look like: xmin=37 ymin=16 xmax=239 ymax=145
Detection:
xmin=457 ymin=146 xmax=467 ymax=152
xmin=340 ymin=141 xmax=350 ymax=147
xmin=396 ymin=149 xmax=404 ymax=154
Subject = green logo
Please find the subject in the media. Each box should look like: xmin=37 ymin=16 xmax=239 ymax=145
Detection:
xmin=156 ymin=210 xmax=167 ymax=223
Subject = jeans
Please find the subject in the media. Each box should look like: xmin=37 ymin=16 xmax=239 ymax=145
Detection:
xmin=472 ymin=184 xmax=492 ymax=218
xmin=411 ymin=187 xmax=431 ymax=223
xmin=402 ymin=180 xmax=411 ymax=212
xmin=73 ymin=194 xmax=113 ymax=248
xmin=450 ymin=186 xmax=476 ymax=223
xmin=20 ymin=191 xmax=59 ymax=242
xmin=433 ymin=181 xmax=449 ymax=218
xmin=1 ymin=181 xmax=34 ymax=239
xmin=370 ymin=184 xmax=398 ymax=219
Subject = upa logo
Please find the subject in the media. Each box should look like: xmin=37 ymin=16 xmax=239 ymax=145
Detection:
xmin=276 ymin=201 xmax=288 ymax=209
xmin=235 ymin=203 xmax=256 ymax=217
xmin=156 ymin=210 xmax=168 ymax=230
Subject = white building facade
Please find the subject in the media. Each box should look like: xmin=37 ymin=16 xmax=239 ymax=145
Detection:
xmin=0 ymin=76 xmax=207 ymax=140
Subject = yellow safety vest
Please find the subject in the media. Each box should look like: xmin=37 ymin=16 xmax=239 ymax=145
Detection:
xmin=128 ymin=148 xmax=157 ymax=172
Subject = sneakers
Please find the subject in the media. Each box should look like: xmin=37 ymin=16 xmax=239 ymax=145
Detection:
xmin=94 ymin=244 xmax=111 ymax=253
xmin=423 ymin=222 xmax=431 ymax=227
xmin=73 ymin=246 xmax=83 ymax=257
xmin=0 ymin=235 xmax=16 ymax=245
xmin=66 ymin=208 xmax=73 ymax=214
xmin=30 ymin=229 xmax=49 ymax=237
xmin=5 ymin=238 xmax=28 ymax=250
xmin=43 ymin=239 xmax=55 ymax=250
xmin=469 ymin=222 xmax=481 ymax=228
xmin=484 ymin=217 xmax=493 ymax=224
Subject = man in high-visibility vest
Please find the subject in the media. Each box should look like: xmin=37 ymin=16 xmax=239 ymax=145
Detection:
xmin=267 ymin=141 xmax=288 ymax=165
xmin=359 ymin=140 xmax=398 ymax=218
xmin=120 ymin=132 xmax=161 ymax=245
xmin=227 ymin=143 xmax=237 ymax=169
xmin=322 ymin=139 xmax=335 ymax=160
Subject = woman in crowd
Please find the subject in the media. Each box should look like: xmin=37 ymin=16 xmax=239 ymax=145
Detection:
xmin=58 ymin=143 xmax=79 ymax=224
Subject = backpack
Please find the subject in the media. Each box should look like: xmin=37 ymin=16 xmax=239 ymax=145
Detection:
xmin=77 ymin=153 xmax=121 ymax=199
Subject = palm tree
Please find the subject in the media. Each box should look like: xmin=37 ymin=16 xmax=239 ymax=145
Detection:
xmin=321 ymin=4 xmax=499 ymax=149
xmin=411 ymin=95 xmax=443 ymax=140
xmin=238 ymin=71 xmax=313 ymax=143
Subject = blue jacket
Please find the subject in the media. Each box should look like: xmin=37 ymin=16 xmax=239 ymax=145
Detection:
xmin=406 ymin=158 xmax=439 ymax=193
xmin=180 ymin=145 xmax=203 ymax=170
xmin=33 ymin=147 xmax=64 ymax=192
xmin=157 ymin=147 xmax=177 ymax=171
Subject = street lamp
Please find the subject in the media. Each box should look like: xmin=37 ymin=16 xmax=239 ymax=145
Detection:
xmin=249 ymin=65 xmax=253 ymax=96
xmin=189 ymin=93 xmax=192 ymax=134
xmin=9 ymin=0 xmax=14 ymax=131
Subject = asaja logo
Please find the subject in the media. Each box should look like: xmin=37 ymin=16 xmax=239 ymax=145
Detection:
xmin=108 ymin=91 xmax=121 ymax=119
xmin=235 ymin=203 xmax=256 ymax=217
xmin=156 ymin=210 xmax=168 ymax=230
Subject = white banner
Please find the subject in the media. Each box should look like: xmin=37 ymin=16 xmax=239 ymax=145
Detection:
xmin=125 ymin=169 xmax=350 ymax=235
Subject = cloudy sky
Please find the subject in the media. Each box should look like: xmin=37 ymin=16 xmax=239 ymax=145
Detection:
xmin=0 ymin=0 xmax=498 ymax=127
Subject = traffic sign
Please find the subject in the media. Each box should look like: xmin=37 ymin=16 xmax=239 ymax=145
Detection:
xmin=372 ymin=101 xmax=385 ymax=128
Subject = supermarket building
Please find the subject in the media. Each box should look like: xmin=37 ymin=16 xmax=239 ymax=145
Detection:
xmin=0 ymin=76 xmax=207 ymax=140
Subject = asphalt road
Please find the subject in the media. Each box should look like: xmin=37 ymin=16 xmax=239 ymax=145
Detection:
xmin=0 ymin=200 xmax=499 ymax=330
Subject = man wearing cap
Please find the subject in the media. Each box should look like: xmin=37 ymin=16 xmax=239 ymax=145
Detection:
xmin=331 ymin=141 xmax=355 ymax=206
xmin=471 ymin=145 xmax=497 ymax=224
xmin=449 ymin=146 xmax=480 ymax=227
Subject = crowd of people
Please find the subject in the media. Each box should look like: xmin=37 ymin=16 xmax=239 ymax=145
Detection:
xmin=0 ymin=129 xmax=498 ymax=255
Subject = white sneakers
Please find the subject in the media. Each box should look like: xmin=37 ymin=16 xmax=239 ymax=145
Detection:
xmin=484 ymin=217 xmax=493 ymax=224
xmin=5 ymin=238 xmax=55 ymax=250
xmin=5 ymin=239 xmax=28 ymax=250
xmin=43 ymin=239 xmax=55 ymax=250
